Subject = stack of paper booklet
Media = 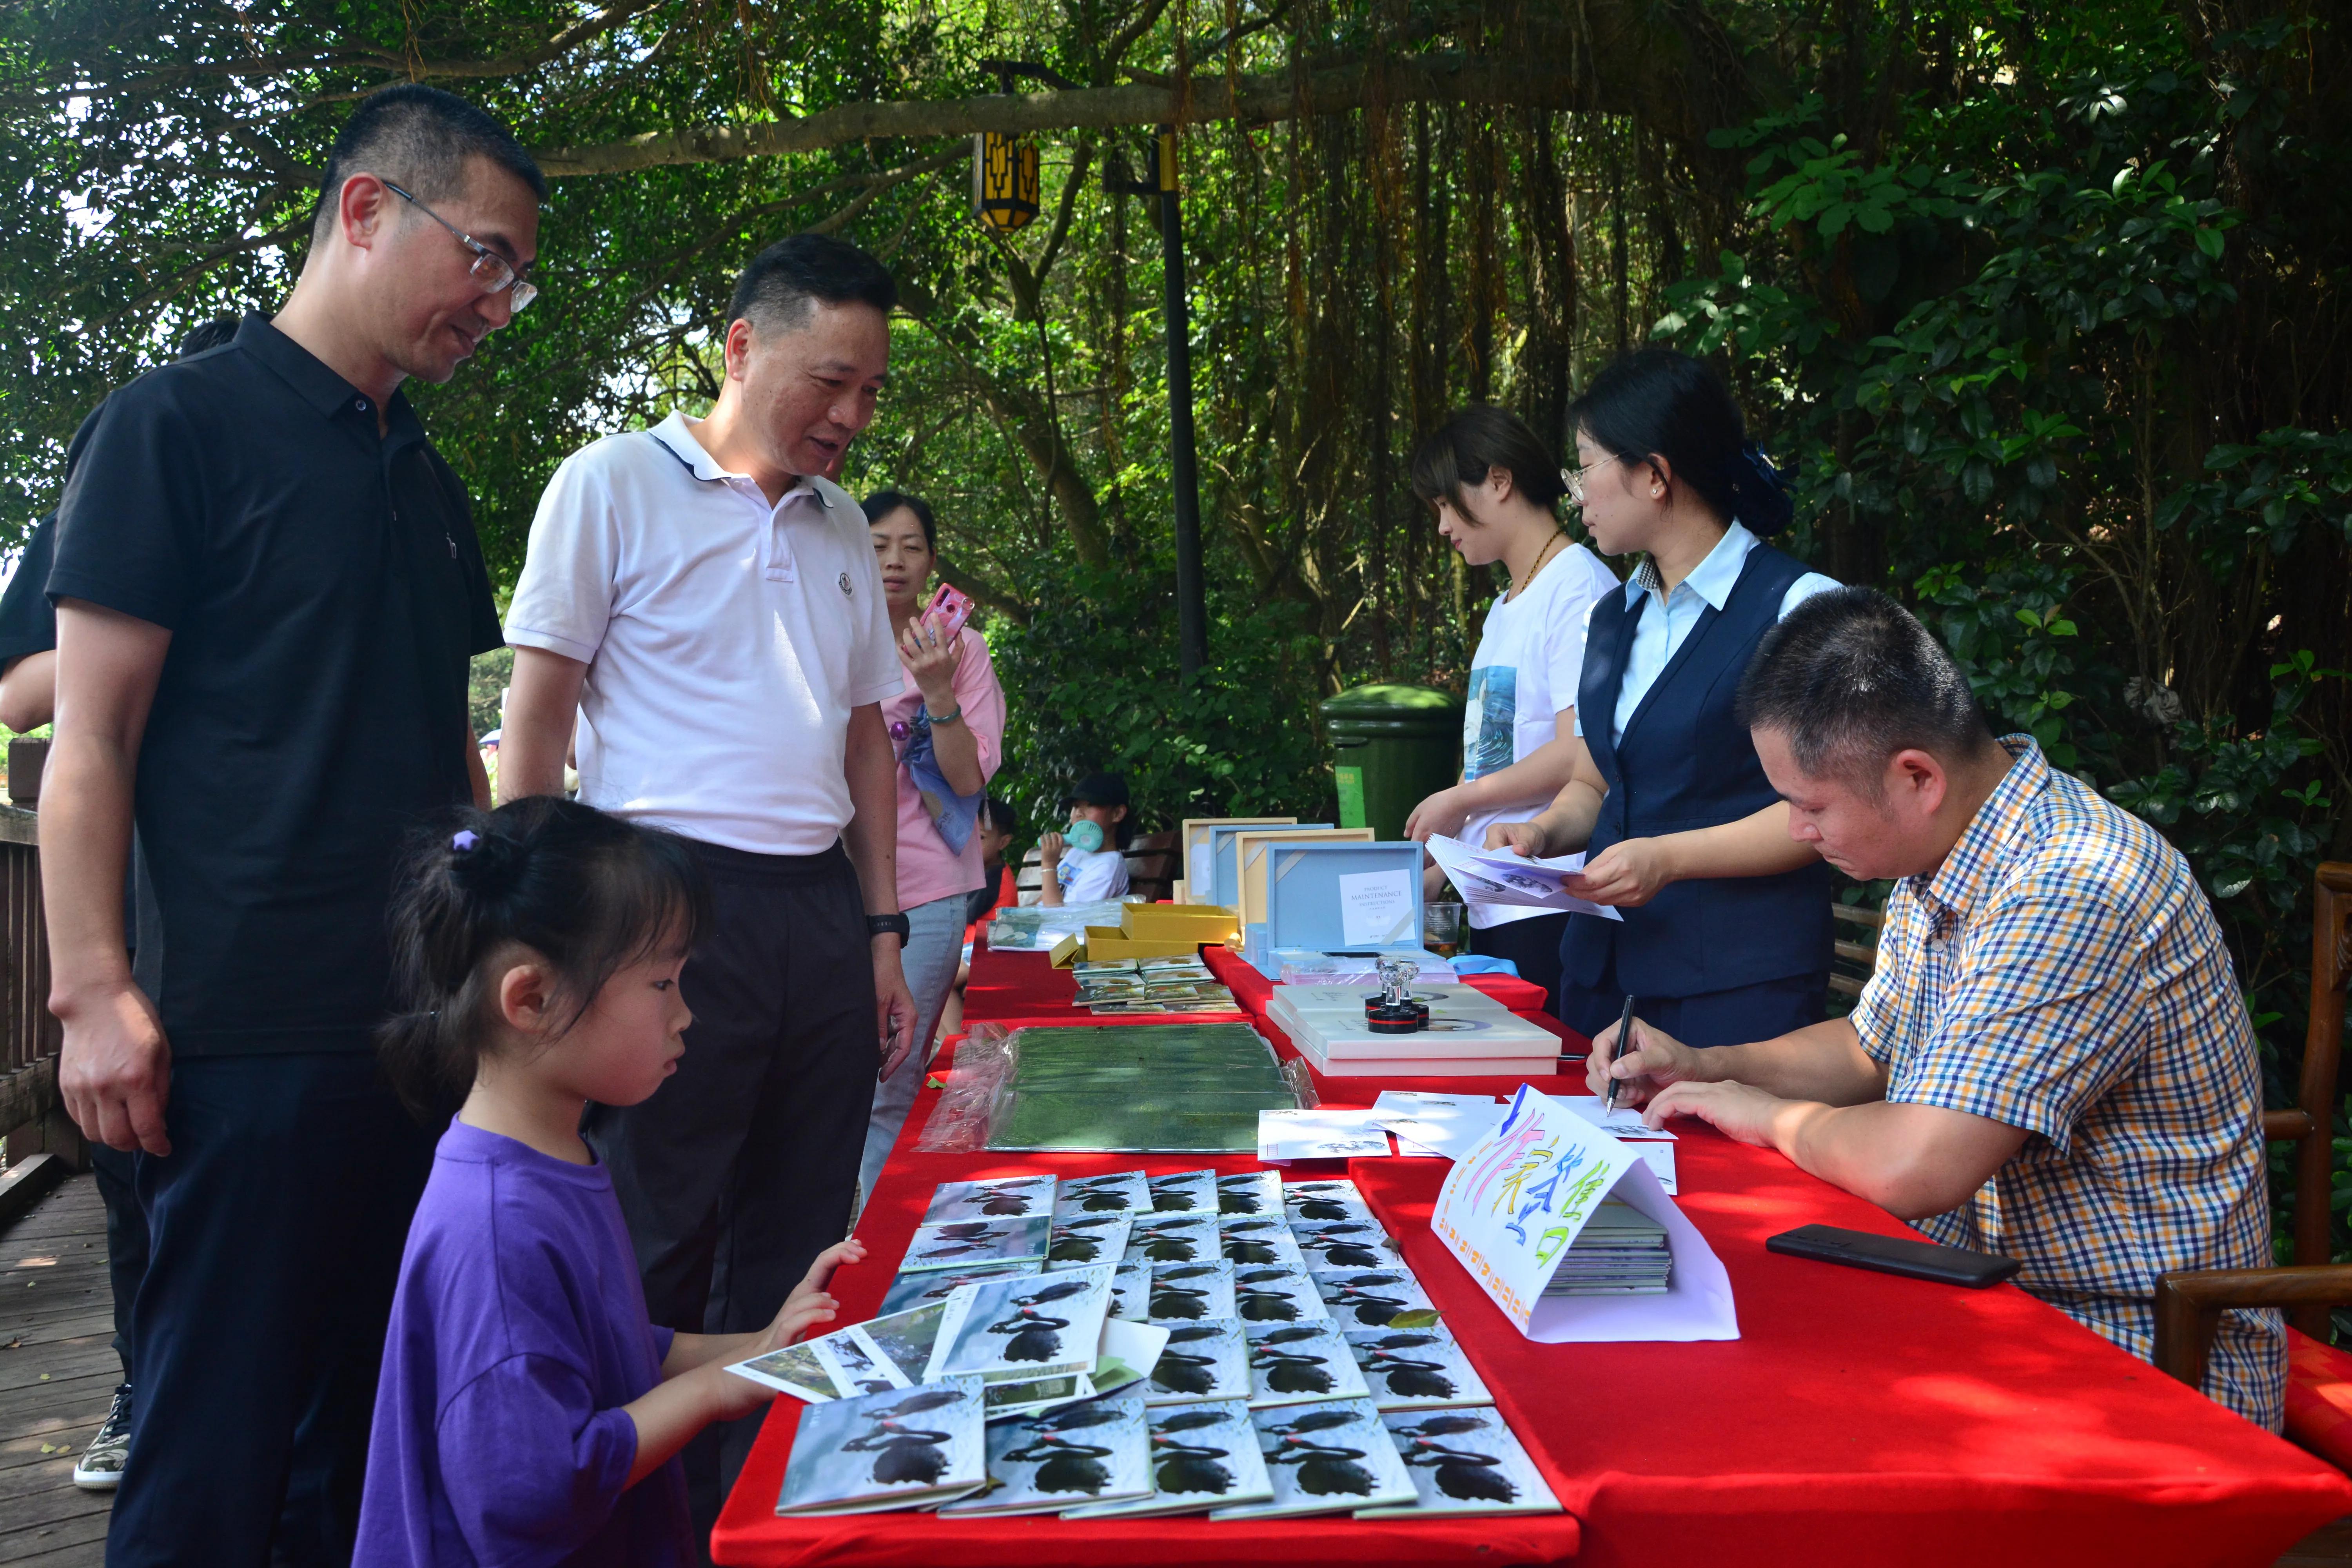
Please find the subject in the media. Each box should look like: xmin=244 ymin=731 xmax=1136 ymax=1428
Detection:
xmin=745 ymin=1170 xmax=1559 ymax=1520
xmin=985 ymin=901 xmax=1131 ymax=952
xmin=1070 ymin=958 xmax=1243 ymax=1016
xmin=1265 ymin=984 xmax=1563 ymax=1077
xmin=981 ymin=1024 xmax=1300 ymax=1153
xmin=1537 ymin=1199 xmax=1673 ymax=1296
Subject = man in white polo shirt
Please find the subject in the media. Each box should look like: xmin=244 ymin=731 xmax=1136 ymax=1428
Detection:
xmin=497 ymin=232 xmax=916 ymax=1524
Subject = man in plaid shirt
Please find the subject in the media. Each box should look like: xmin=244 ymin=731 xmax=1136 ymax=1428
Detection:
xmin=1592 ymin=586 xmax=2283 ymax=1429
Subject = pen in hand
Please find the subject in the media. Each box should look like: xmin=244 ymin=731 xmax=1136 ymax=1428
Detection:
xmin=1605 ymin=992 xmax=1636 ymax=1114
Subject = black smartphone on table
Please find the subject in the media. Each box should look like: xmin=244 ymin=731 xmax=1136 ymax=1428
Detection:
xmin=1766 ymin=1224 xmax=2022 ymax=1289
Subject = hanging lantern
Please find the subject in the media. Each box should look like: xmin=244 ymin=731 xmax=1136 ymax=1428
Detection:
xmin=972 ymin=131 xmax=1040 ymax=233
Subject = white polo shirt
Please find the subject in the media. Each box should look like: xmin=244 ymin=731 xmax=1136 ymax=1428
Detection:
xmin=505 ymin=411 xmax=903 ymax=855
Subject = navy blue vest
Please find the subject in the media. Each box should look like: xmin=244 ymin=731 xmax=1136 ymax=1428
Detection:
xmin=1561 ymin=541 xmax=1835 ymax=998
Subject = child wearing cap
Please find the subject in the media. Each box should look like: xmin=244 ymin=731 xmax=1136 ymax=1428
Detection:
xmin=1038 ymin=772 xmax=1133 ymax=905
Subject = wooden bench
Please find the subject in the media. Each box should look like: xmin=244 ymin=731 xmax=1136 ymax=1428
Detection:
xmin=1829 ymin=896 xmax=1884 ymax=999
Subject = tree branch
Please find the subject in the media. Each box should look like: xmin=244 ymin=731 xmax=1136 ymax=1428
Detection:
xmin=534 ymin=47 xmax=1748 ymax=176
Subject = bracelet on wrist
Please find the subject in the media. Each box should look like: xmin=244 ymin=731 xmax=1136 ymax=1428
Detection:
xmin=924 ymin=701 xmax=964 ymax=726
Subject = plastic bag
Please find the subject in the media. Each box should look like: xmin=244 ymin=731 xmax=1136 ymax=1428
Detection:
xmin=915 ymin=1024 xmax=1019 ymax=1153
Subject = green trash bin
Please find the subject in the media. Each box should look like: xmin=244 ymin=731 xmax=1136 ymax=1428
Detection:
xmin=1319 ymin=684 xmax=1464 ymax=843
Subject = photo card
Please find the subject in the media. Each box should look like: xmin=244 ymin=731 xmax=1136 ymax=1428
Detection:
xmin=1292 ymin=1216 xmax=1400 ymax=1272
xmin=1106 ymin=1258 xmax=1152 ymax=1324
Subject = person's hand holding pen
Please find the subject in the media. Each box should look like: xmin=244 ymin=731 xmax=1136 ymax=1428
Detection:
xmin=1586 ymin=1011 xmax=1708 ymax=1112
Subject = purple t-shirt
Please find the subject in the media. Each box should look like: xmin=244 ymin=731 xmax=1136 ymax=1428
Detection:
xmin=354 ymin=1120 xmax=693 ymax=1568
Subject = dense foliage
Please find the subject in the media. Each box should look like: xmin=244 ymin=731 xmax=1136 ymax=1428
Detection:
xmin=3 ymin=2 xmax=2348 ymax=1247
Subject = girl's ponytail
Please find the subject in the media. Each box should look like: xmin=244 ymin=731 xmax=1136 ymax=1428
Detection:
xmin=377 ymin=797 xmax=711 ymax=1124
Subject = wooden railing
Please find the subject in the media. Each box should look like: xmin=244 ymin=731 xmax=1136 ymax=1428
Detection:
xmin=0 ymin=801 xmax=58 ymax=1147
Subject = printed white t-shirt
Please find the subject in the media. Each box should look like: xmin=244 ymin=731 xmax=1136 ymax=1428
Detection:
xmin=1054 ymin=846 xmax=1131 ymax=903
xmin=1457 ymin=539 xmax=1620 ymax=929
xmin=504 ymin=412 xmax=903 ymax=855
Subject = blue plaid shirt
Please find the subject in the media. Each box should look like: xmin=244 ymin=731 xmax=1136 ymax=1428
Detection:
xmin=1852 ymin=737 xmax=2284 ymax=1429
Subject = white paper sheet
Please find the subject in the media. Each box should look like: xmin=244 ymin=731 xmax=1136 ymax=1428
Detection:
xmin=1257 ymin=1108 xmax=1394 ymax=1163
xmin=1424 ymin=836 xmax=1625 ymax=920
xmin=1367 ymin=1090 xmax=1504 ymax=1160
xmin=1336 ymin=868 xmax=1417 ymax=946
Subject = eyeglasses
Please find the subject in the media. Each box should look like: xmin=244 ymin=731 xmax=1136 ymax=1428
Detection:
xmin=1563 ymin=454 xmax=1619 ymax=508
xmin=382 ymin=181 xmax=537 ymax=312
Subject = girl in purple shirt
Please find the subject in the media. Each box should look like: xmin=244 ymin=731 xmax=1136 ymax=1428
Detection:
xmin=354 ymin=798 xmax=864 ymax=1566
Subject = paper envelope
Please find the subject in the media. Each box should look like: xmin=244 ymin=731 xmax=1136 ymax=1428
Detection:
xmin=1431 ymin=1084 xmax=1736 ymax=1343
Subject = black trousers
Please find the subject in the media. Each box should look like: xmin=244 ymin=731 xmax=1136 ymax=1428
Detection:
xmin=109 ymin=1052 xmax=436 ymax=1568
xmin=1465 ymin=912 xmax=1570 ymax=1018
xmin=583 ymin=837 xmax=878 ymax=1549
xmin=88 ymin=1142 xmax=145 ymax=1382
xmin=1557 ymin=948 xmax=1828 ymax=1050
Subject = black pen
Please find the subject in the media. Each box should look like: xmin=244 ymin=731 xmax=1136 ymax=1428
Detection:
xmin=1605 ymin=992 xmax=1636 ymax=1114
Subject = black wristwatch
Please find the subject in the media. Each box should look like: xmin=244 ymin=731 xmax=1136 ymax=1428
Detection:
xmin=867 ymin=912 xmax=911 ymax=946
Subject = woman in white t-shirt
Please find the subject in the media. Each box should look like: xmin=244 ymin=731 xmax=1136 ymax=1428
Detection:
xmin=1402 ymin=407 xmax=1618 ymax=1014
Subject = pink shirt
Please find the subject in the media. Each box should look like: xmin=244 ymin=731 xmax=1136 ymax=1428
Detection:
xmin=886 ymin=629 xmax=1006 ymax=910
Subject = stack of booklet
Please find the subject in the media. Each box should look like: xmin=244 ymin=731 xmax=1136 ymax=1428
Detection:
xmin=1265 ymin=984 xmax=1563 ymax=1078
xmin=1537 ymin=1199 xmax=1673 ymax=1296
xmin=746 ymin=1169 xmax=1559 ymax=1521
xmin=1070 ymin=958 xmax=1244 ymax=1016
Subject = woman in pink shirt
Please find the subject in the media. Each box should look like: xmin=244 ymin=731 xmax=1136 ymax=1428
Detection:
xmin=859 ymin=492 xmax=1007 ymax=1200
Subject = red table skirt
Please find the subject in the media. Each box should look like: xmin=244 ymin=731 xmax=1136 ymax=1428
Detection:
xmin=713 ymin=952 xmax=2352 ymax=1566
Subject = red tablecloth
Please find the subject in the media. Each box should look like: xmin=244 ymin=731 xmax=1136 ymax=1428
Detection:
xmin=716 ymin=967 xmax=2352 ymax=1566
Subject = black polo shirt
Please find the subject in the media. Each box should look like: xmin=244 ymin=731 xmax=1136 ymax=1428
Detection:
xmin=0 ymin=408 xmax=99 ymax=668
xmin=50 ymin=314 xmax=502 ymax=1054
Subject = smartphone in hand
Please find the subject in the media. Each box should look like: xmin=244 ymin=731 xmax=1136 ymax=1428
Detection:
xmin=924 ymin=582 xmax=975 ymax=639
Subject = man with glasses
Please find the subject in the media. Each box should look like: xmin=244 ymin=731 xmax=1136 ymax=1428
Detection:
xmin=43 ymin=84 xmax=534 ymax=1565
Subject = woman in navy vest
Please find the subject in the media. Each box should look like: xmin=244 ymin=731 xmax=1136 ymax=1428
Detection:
xmin=1485 ymin=349 xmax=1841 ymax=1047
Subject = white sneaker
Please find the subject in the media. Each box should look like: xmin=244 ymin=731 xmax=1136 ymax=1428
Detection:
xmin=72 ymin=1383 xmax=130 ymax=1491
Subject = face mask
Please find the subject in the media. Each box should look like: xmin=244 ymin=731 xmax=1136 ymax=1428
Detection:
xmin=1066 ymin=818 xmax=1106 ymax=853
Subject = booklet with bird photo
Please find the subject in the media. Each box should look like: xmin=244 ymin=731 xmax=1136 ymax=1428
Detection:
xmin=878 ymin=1261 xmax=1040 ymax=1316
xmin=1219 ymin=1214 xmax=1308 ymax=1270
xmin=1208 ymin=1397 xmax=1416 ymax=1519
xmin=773 ymin=1377 xmax=988 ymax=1516
xmin=1124 ymin=1214 xmax=1222 ymax=1266
xmin=1359 ymin=1409 xmax=1561 ymax=1517
xmin=1145 ymin=1259 xmax=1237 ymax=1323
xmin=1045 ymin=1212 xmax=1132 ymax=1270
xmin=1144 ymin=1168 xmax=1221 ymax=1215
xmin=1215 ymin=1170 xmax=1285 ymax=1218
xmin=902 ymin=1216 xmax=1053 ymax=1273
xmin=1344 ymin=1322 xmax=1494 ymax=1411
xmin=937 ymin=1391 xmax=1153 ymax=1516
xmin=1107 ymin=1258 xmax=1152 ymax=1323
xmin=1283 ymin=1179 xmax=1376 ymax=1227
xmin=924 ymin=1174 xmax=1058 ymax=1225
xmin=1313 ymin=1264 xmax=1437 ymax=1329
xmin=927 ymin=1265 xmax=1115 ymax=1385
xmin=1143 ymin=1317 xmax=1250 ymax=1406
xmin=1055 ymin=1170 xmax=1153 ymax=1219
xmin=1243 ymin=1321 xmax=1373 ymax=1408
xmin=1229 ymin=1263 xmax=1333 ymax=1326
xmin=1059 ymin=1399 xmax=1274 ymax=1519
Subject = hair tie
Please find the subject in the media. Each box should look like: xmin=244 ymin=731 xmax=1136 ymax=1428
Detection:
xmin=451 ymin=830 xmax=480 ymax=853
xmin=1739 ymin=442 xmax=1786 ymax=494
xmin=448 ymin=828 xmax=524 ymax=897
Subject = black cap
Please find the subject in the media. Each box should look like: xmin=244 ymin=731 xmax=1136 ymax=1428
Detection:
xmin=1061 ymin=772 xmax=1130 ymax=810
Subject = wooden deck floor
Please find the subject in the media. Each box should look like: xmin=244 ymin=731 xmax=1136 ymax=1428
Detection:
xmin=0 ymin=1169 xmax=2347 ymax=1564
xmin=0 ymin=1172 xmax=114 ymax=1565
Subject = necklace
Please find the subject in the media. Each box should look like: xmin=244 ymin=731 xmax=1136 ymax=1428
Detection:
xmin=1508 ymin=530 xmax=1566 ymax=598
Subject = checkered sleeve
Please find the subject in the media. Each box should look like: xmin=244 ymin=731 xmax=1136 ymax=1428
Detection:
xmin=1880 ymin=882 xmax=2148 ymax=1155
xmin=1848 ymin=895 xmax=1910 ymax=1067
